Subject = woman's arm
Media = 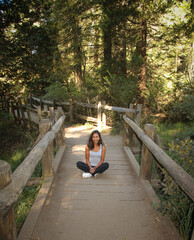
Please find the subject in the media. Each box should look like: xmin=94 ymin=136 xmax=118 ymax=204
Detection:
xmin=94 ymin=145 xmax=106 ymax=170
xmin=85 ymin=146 xmax=92 ymax=168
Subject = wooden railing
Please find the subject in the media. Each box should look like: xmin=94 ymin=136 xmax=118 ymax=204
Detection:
xmin=74 ymin=101 xmax=142 ymax=130
xmin=0 ymin=96 xmax=69 ymax=126
xmin=123 ymin=113 xmax=194 ymax=202
xmin=29 ymin=97 xmax=142 ymax=130
xmin=0 ymin=95 xmax=142 ymax=130
xmin=0 ymin=114 xmax=65 ymax=240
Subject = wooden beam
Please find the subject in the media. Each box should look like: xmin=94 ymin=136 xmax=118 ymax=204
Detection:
xmin=74 ymin=113 xmax=98 ymax=122
xmin=103 ymin=105 xmax=136 ymax=113
xmin=76 ymin=102 xmax=98 ymax=109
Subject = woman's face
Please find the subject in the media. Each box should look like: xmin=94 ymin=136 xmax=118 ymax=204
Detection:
xmin=92 ymin=133 xmax=100 ymax=144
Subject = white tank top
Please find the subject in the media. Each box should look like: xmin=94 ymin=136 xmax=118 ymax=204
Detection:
xmin=89 ymin=144 xmax=102 ymax=166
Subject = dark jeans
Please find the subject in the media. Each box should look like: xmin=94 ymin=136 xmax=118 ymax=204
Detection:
xmin=76 ymin=161 xmax=109 ymax=176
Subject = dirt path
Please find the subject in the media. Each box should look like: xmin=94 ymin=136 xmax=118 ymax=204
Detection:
xmin=31 ymin=125 xmax=180 ymax=240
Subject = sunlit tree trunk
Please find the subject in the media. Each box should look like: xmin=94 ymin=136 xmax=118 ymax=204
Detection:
xmin=188 ymin=41 xmax=194 ymax=83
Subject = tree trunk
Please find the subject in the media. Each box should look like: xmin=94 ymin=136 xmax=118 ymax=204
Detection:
xmin=103 ymin=23 xmax=112 ymax=74
xmin=102 ymin=0 xmax=113 ymax=79
xmin=94 ymin=28 xmax=99 ymax=67
xmin=73 ymin=19 xmax=82 ymax=86
xmin=113 ymin=22 xmax=127 ymax=77
xmin=139 ymin=14 xmax=147 ymax=104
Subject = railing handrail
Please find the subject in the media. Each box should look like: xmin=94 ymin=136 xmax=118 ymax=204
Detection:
xmin=123 ymin=115 xmax=194 ymax=201
xmin=31 ymin=97 xmax=138 ymax=113
xmin=0 ymin=115 xmax=65 ymax=215
xmin=74 ymin=101 xmax=138 ymax=113
xmin=31 ymin=97 xmax=70 ymax=106
xmin=103 ymin=105 xmax=137 ymax=113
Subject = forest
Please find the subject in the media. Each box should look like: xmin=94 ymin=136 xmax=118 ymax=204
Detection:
xmin=0 ymin=0 xmax=194 ymax=239
xmin=0 ymin=0 xmax=193 ymax=122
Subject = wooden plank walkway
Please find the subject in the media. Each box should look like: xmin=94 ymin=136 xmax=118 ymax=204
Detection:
xmin=31 ymin=125 xmax=180 ymax=240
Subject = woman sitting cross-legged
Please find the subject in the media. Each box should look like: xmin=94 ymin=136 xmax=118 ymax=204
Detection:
xmin=76 ymin=130 xmax=109 ymax=178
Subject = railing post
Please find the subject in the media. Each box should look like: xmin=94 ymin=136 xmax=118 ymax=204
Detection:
xmin=15 ymin=101 xmax=21 ymax=124
xmin=55 ymin=107 xmax=65 ymax=147
xmin=74 ymin=101 xmax=77 ymax=121
xmin=123 ymin=111 xmax=134 ymax=147
xmin=39 ymin=119 xmax=54 ymax=177
xmin=18 ymin=98 xmax=26 ymax=126
xmin=135 ymin=104 xmax=142 ymax=126
xmin=133 ymin=104 xmax=142 ymax=150
xmin=37 ymin=106 xmax=42 ymax=122
xmin=40 ymin=98 xmax=44 ymax=110
xmin=139 ymin=124 xmax=156 ymax=181
xmin=69 ymin=99 xmax=73 ymax=123
xmin=30 ymin=95 xmax=33 ymax=108
xmin=97 ymin=101 xmax=101 ymax=130
xmin=11 ymin=102 xmax=17 ymax=124
xmin=53 ymin=99 xmax=56 ymax=110
xmin=56 ymin=122 xmax=65 ymax=148
xmin=43 ymin=105 xmax=48 ymax=112
xmin=123 ymin=118 xmax=129 ymax=146
xmin=49 ymin=107 xmax=55 ymax=125
xmin=102 ymin=101 xmax=106 ymax=128
xmin=0 ymin=160 xmax=17 ymax=240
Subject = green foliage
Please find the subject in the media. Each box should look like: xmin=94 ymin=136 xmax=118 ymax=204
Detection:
xmin=84 ymin=122 xmax=93 ymax=130
xmin=0 ymin=0 xmax=59 ymax=96
xmin=155 ymin=121 xmax=194 ymax=149
xmin=100 ymin=71 xmax=137 ymax=106
xmin=153 ymin=124 xmax=194 ymax=239
xmin=166 ymin=95 xmax=194 ymax=122
xmin=157 ymin=169 xmax=193 ymax=239
xmin=168 ymin=139 xmax=193 ymax=177
xmin=43 ymin=81 xmax=70 ymax=101
xmin=14 ymin=184 xmax=42 ymax=234
xmin=0 ymin=111 xmax=42 ymax=235
xmin=0 ymin=112 xmax=39 ymax=171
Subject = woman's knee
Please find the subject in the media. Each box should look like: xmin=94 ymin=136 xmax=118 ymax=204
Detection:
xmin=76 ymin=161 xmax=82 ymax=168
xmin=103 ymin=162 xmax=109 ymax=169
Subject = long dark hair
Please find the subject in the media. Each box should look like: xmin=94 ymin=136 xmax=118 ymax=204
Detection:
xmin=87 ymin=130 xmax=104 ymax=150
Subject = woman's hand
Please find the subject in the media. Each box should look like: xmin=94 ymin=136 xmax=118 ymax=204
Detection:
xmin=89 ymin=168 xmax=95 ymax=174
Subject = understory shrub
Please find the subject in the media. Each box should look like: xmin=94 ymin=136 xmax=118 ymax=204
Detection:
xmin=166 ymin=95 xmax=194 ymax=122
xmin=156 ymin=169 xmax=193 ymax=240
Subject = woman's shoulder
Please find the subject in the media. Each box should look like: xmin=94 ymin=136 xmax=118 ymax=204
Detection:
xmin=85 ymin=145 xmax=90 ymax=151
xmin=101 ymin=144 xmax=106 ymax=150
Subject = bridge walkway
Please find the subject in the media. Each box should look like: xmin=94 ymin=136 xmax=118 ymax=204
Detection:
xmin=30 ymin=125 xmax=179 ymax=240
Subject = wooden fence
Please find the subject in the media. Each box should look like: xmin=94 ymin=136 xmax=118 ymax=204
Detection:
xmin=2 ymin=96 xmax=141 ymax=130
xmin=28 ymin=97 xmax=142 ymax=130
xmin=123 ymin=113 xmax=194 ymax=202
xmin=0 ymin=96 xmax=67 ymax=126
xmin=0 ymin=112 xmax=65 ymax=240
xmin=74 ymin=101 xmax=142 ymax=130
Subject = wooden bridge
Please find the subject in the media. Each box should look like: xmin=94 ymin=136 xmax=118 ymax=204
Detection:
xmin=0 ymin=97 xmax=193 ymax=240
